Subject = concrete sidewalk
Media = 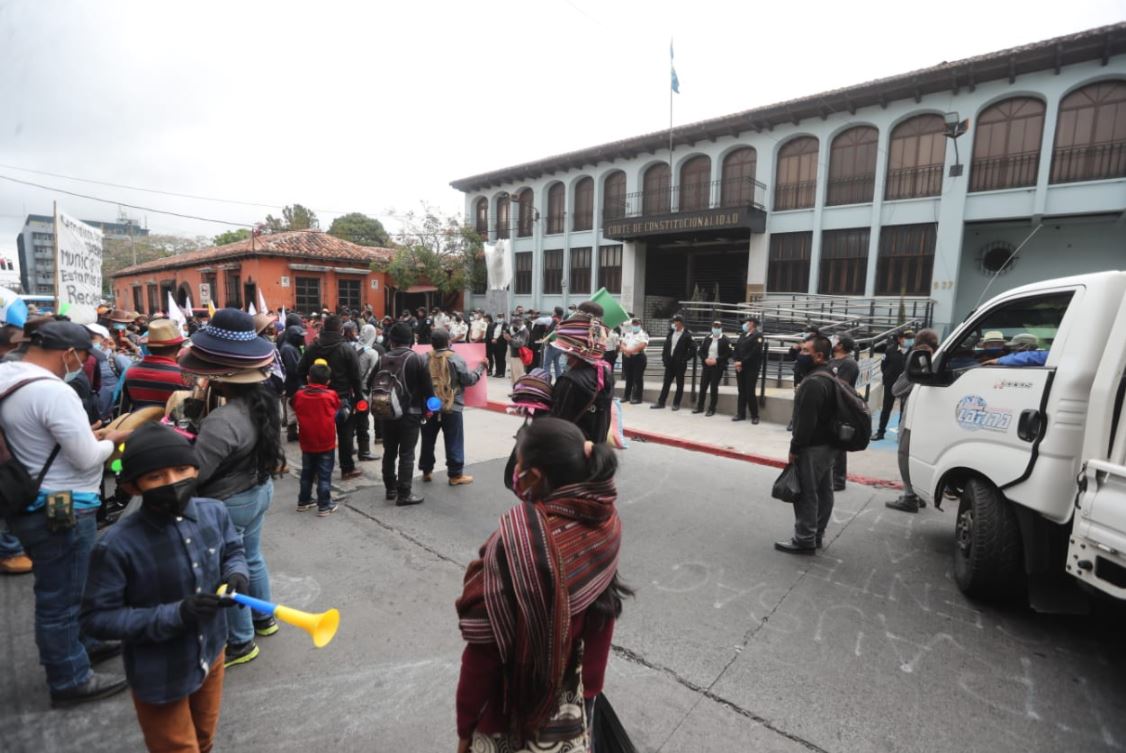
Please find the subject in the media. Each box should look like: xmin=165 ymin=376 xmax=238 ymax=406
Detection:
xmin=483 ymin=375 xmax=902 ymax=486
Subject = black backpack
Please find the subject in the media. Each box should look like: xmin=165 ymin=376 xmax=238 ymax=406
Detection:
xmin=0 ymin=378 xmax=62 ymax=517
xmin=806 ymin=372 xmax=872 ymax=452
xmin=370 ymin=350 xmax=412 ymax=420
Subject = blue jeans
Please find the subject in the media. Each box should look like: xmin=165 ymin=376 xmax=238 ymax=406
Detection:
xmin=419 ymin=411 xmax=465 ymax=478
xmin=6 ymin=510 xmax=97 ymax=693
xmin=545 ymin=344 xmax=566 ymax=380
xmin=299 ymin=451 xmax=335 ymax=508
xmin=0 ymin=521 xmax=24 ymax=557
xmin=223 ymin=480 xmax=273 ymax=645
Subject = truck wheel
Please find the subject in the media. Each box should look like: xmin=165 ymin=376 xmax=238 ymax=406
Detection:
xmin=953 ymin=478 xmax=1023 ymax=599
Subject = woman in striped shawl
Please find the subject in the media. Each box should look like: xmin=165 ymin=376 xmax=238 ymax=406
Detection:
xmin=455 ymin=418 xmax=629 ymax=752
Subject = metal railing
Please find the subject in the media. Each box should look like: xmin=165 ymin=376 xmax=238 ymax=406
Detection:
xmin=969 ymin=151 xmax=1040 ymax=192
xmin=1050 ymin=141 xmax=1126 ymax=184
xmin=885 ymin=164 xmax=943 ymax=200
xmin=826 ymin=174 xmax=876 ymax=206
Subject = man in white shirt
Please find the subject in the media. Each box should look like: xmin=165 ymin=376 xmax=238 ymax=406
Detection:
xmin=619 ymin=317 xmax=649 ymax=404
xmin=0 ymin=321 xmax=131 ymax=706
xmin=449 ymin=313 xmax=469 ymax=343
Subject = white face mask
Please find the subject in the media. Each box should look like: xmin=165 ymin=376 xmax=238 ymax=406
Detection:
xmin=742 ymin=323 xmax=750 ymax=333
xmin=711 ymin=328 xmax=722 ymax=337
xmin=63 ymin=350 xmax=84 ymax=383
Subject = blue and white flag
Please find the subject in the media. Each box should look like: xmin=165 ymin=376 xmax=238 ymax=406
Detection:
xmin=670 ymin=40 xmax=680 ymax=93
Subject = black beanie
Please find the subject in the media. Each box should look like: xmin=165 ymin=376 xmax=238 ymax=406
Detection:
xmin=389 ymin=321 xmax=414 ymax=345
xmin=119 ymin=423 xmax=198 ymax=483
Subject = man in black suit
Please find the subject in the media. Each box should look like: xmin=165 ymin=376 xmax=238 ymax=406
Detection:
xmin=485 ymin=314 xmax=507 ymax=377
xmin=651 ymin=314 xmax=696 ymax=411
xmin=829 ymin=335 xmax=860 ymax=492
xmin=872 ymin=330 xmax=909 ymax=440
xmin=693 ymin=320 xmax=732 ymax=417
xmin=732 ymin=316 xmax=764 ymax=424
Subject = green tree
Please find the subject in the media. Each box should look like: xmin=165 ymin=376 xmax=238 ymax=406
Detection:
xmin=213 ymin=228 xmax=251 ymax=246
xmin=327 ymin=212 xmax=391 ymax=247
xmin=102 ymin=234 xmax=208 ymax=295
xmin=265 ymin=204 xmax=319 ymax=232
xmin=376 ymin=204 xmax=482 ymax=296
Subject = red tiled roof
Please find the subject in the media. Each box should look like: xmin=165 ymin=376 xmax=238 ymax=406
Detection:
xmin=112 ymin=230 xmax=394 ymax=277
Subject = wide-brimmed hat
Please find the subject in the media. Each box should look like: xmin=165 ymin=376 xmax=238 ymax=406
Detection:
xmin=189 ymin=309 xmax=275 ymax=361
xmin=178 ymin=346 xmax=272 ymax=376
xmin=510 ymin=368 xmax=553 ymax=411
xmin=982 ymin=330 xmax=1006 ymax=344
xmin=108 ymin=309 xmax=134 ymax=324
xmin=142 ymin=318 xmax=185 ymax=347
xmin=252 ymin=312 xmax=278 ymax=335
xmin=551 ymin=312 xmax=605 ymax=364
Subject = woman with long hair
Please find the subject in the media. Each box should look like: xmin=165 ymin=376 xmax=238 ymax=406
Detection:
xmin=456 ymin=418 xmax=630 ymax=752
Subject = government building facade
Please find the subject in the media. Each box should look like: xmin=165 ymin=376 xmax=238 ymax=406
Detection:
xmin=452 ymin=24 xmax=1126 ymax=331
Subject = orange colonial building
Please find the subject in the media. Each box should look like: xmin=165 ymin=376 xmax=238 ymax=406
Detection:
xmin=111 ymin=231 xmax=394 ymax=318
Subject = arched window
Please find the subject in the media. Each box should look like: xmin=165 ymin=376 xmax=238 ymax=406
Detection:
xmin=495 ymin=195 xmax=510 ymax=239
xmin=720 ymin=147 xmax=757 ymax=207
xmin=678 ymin=156 xmax=711 ymax=211
xmin=774 ymin=137 xmax=819 ymax=210
xmin=642 ymin=163 xmax=671 ymax=215
xmin=1051 ymin=80 xmax=1126 ymax=184
xmin=970 ymin=97 xmax=1045 ymax=192
xmin=516 ymin=189 xmax=534 ymax=237
xmin=602 ymin=171 xmax=627 ymax=221
xmin=827 ymin=126 xmax=878 ymax=205
xmin=885 ymin=115 xmax=947 ymax=200
xmin=546 ymin=184 xmax=565 ymax=234
xmin=474 ymin=197 xmax=488 ymax=238
xmin=573 ymin=177 xmax=594 ymax=231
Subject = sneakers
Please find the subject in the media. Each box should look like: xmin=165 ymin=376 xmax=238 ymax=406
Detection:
xmin=422 ymin=472 xmax=433 ymax=483
xmin=449 ymin=475 xmax=474 ymax=486
xmin=341 ymin=469 xmax=364 ymax=481
xmin=296 ymin=501 xmax=317 ymax=512
xmin=224 ymin=640 xmax=260 ymax=668
xmin=317 ymin=503 xmax=338 ymax=517
xmin=254 ymin=617 xmax=280 ymax=637
xmin=50 ymin=672 xmax=128 ymax=708
xmin=0 ymin=554 xmax=33 ymax=575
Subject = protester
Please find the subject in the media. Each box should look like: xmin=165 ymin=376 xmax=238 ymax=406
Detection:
xmin=185 ymin=309 xmax=285 ymax=668
xmin=81 ymin=423 xmax=248 ymax=752
xmin=87 ymin=323 xmax=131 ymax=421
xmin=652 ymin=314 xmax=695 ymax=411
xmin=541 ymin=306 xmax=566 ymax=380
xmin=786 ymin=329 xmax=820 ymax=432
xmin=504 ymin=316 xmax=529 ymax=385
xmin=829 ymin=335 xmax=860 ymax=491
xmin=619 ymin=316 xmax=649 ymax=404
xmin=0 ymin=321 xmax=130 ymax=705
xmin=294 ymin=360 xmax=341 ymax=516
xmin=356 ymin=323 xmax=383 ymax=457
xmin=733 ymin=316 xmax=764 ymax=424
xmin=873 ymin=330 xmax=909 ymax=441
xmin=297 ymin=315 xmax=364 ymax=481
xmin=776 ymin=335 xmax=836 ymax=555
xmin=378 ymin=322 xmax=435 ymax=506
xmin=119 ymin=319 xmax=186 ymax=413
xmin=419 ymin=329 xmax=485 ymax=487
xmin=694 ymin=320 xmax=732 ymax=416
xmin=886 ymin=328 xmax=940 ymax=513
xmin=456 ymin=417 xmax=627 ymax=751
xmin=279 ymin=315 xmax=306 ymax=442
xmin=550 ymin=312 xmax=614 ymax=443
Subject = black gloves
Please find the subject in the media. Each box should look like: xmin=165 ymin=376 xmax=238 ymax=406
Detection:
xmin=180 ymin=593 xmax=232 ymax=624
xmin=225 ymin=573 xmax=249 ymax=597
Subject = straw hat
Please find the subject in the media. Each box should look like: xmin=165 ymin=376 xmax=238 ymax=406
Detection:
xmin=104 ymin=406 xmax=165 ymax=432
xmin=108 ymin=309 xmax=134 ymax=324
xmin=142 ymin=318 xmax=185 ymax=347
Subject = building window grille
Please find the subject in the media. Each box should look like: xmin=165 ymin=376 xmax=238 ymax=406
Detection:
xmin=970 ymin=97 xmax=1045 ymax=192
xmin=514 ymin=252 xmax=532 ymax=295
xmin=598 ymin=245 xmax=622 ymax=294
xmin=819 ymin=228 xmax=870 ymax=295
xmin=885 ymin=115 xmax=947 ymax=200
xmin=876 ymin=223 xmax=936 ymax=296
xmin=295 ymin=276 xmax=321 ymax=313
xmin=1050 ymin=80 xmax=1126 ymax=184
xmin=768 ymin=232 xmax=812 ymax=292
xmin=774 ymin=137 xmax=819 ymax=210
xmin=573 ymin=178 xmax=594 ymax=231
xmin=827 ymin=126 xmax=878 ymax=205
xmin=569 ymin=247 xmax=592 ymax=295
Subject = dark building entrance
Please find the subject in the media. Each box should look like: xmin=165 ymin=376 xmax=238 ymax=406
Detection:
xmin=646 ymin=239 xmax=750 ymax=303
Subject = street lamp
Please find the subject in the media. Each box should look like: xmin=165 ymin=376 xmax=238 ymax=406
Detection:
xmin=944 ymin=111 xmax=970 ymax=177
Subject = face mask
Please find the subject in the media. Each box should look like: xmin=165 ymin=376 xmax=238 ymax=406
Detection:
xmin=376 ymin=335 xmax=384 ymax=344
xmin=112 ymin=323 xmax=127 ymax=331
xmin=632 ymin=325 xmax=640 ymax=333
xmin=742 ymin=323 xmax=750 ymax=333
xmin=141 ymin=477 xmax=197 ymax=517
xmin=797 ymin=354 xmax=814 ymax=370
xmin=63 ymin=351 xmax=84 ymax=383
xmin=711 ymin=328 xmax=722 ymax=337
xmin=511 ymin=469 xmax=534 ymax=503
xmin=903 ymin=338 xmax=914 ymax=349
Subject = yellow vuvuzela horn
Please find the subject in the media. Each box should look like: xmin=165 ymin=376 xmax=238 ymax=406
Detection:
xmin=217 ymin=585 xmax=340 ymax=648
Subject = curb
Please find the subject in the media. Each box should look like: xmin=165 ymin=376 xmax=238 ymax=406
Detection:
xmin=482 ymin=401 xmax=903 ymax=490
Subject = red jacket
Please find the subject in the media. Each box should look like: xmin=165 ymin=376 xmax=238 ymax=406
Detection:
xmin=293 ymin=385 xmax=340 ymax=453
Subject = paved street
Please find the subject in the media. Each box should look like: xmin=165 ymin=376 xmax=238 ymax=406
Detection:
xmin=2 ymin=407 xmax=1124 ymax=753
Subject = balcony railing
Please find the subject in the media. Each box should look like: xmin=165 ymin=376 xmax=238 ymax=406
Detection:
xmin=773 ymin=180 xmax=817 ymax=211
xmin=885 ymin=164 xmax=943 ymax=200
xmin=970 ymin=151 xmax=1039 ymax=192
xmin=610 ymin=179 xmax=767 ymax=219
xmin=1050 ymin=142 xmax=1126 ymax=184
xmin=826 ymin=174 xmax=876 ymax=206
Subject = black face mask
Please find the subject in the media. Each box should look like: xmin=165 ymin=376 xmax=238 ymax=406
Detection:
xmin=141 ymin=478 xmax=198 ymax=517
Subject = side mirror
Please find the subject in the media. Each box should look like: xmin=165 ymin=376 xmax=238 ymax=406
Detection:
xmin=906 ymin=349 xmax=938 ymax=385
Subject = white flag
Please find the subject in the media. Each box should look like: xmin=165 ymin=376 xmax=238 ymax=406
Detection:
xmin=257 ymin=288 xmax=268 ymax=317
xmin=485 ymin=240 xmax=513 ymax=291
xmin=167 ymin=290 xmax=187 ymax=327
xmin=248 ymin=302 xmax=257 ymax=316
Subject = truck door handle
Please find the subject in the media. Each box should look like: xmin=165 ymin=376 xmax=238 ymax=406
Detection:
xmin=1017 ymin=409 xmax=1042 ymax=442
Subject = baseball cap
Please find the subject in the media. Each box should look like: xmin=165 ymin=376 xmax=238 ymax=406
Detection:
xmin=31 ymin=321 xmax=93 ymax=351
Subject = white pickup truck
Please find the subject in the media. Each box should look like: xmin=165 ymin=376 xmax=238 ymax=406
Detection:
xmin=904 ymin=271 xmax=1126 ymax=611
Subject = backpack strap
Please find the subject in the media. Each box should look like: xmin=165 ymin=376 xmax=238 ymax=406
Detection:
xmin=0 ymin=377 xmax=64 ymax=490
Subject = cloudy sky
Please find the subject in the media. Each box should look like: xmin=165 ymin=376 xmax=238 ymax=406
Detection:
xmin=0 ymin=0 xmax=1122 ymax=260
